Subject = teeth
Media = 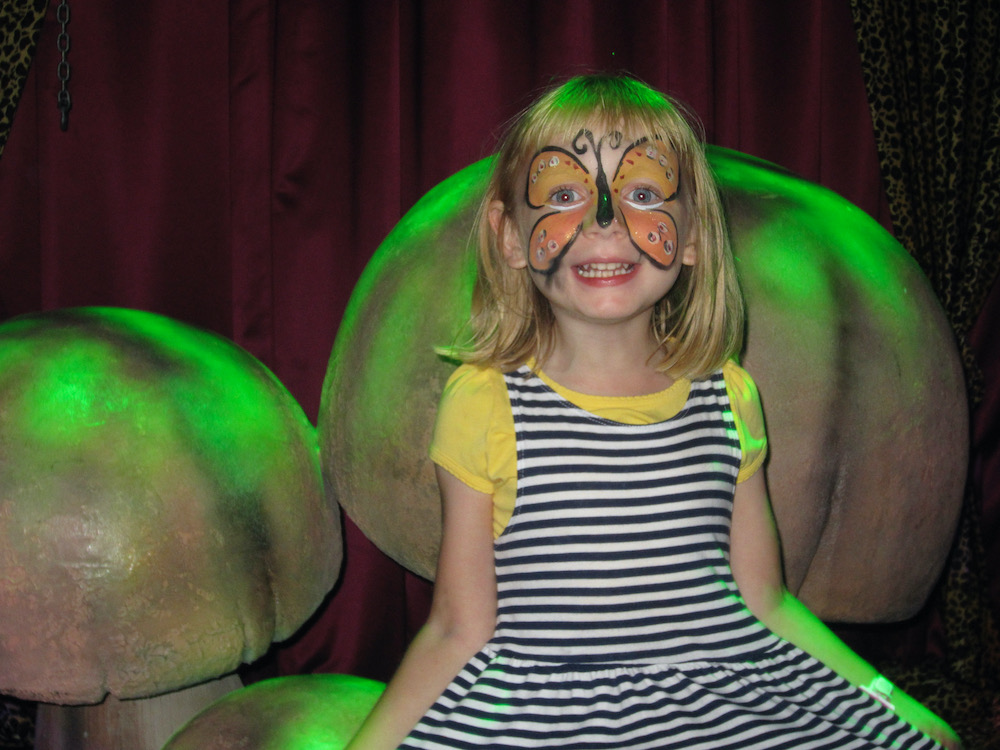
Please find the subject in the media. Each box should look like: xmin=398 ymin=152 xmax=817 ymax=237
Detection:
xmin=576 ymin=262 xmax=634 ymax=278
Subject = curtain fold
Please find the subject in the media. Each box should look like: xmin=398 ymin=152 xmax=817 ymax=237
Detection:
xmin=229 ymin=0 xmax=277 ymax=370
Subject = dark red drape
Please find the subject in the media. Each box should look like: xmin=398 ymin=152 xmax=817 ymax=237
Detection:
xmin=0 ymin=0 xmax=993 ymax=686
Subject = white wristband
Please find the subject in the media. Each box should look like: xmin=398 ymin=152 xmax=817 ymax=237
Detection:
xmin=860 ymin=674 xmax=895 ymax=711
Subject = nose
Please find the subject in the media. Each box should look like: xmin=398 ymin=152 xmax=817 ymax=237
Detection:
xmin=581 ymin=202 xmax=625 ymax=235
xmin=593 ymin=167 xmax=614 ymax=227
xmin=595 ymin=189 xmax=614 ymax=227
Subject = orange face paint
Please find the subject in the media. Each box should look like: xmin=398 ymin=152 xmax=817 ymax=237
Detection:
xmin=525 ymin=147 xmax=594 ymax=273
xmin=611 ymin=140 xmax=681 ymax=268
xmin=521 ymin=130 xmax=683 ymax=274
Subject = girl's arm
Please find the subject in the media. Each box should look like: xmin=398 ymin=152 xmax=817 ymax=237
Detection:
xmin=346 ymin=466 xmax=497 ymax=750
xmin=731 ymin=471 xmax=962 ymax=749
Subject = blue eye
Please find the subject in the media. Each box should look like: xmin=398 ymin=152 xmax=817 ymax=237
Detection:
xmin=549 ymin=188 xmax=583 ymax=209
xmin=624 ymin=186 xmax=664 ymax=208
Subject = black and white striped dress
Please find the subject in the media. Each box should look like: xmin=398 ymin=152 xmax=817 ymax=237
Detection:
xmin=402 ymin=367 xmax=937 ymax=749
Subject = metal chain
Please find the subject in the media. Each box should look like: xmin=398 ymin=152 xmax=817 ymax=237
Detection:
xmin=56 ymin=0 xmax=71 ymax=131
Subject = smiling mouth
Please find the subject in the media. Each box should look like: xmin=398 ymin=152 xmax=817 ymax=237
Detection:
xmin=575 ymin=262 xmax=635 ymax=279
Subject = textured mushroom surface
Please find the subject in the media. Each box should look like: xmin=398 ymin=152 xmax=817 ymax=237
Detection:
xmin=0 ymin=307 xmax=339 ymax=703
xmin=320 ymin=149 xmax=966 ymax=623
xmin=162 ymin=674 xmax=385 ymax=750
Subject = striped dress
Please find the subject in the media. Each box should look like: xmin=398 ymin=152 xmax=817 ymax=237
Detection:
xmin=401 ymin=367 xmax=937 ymax=749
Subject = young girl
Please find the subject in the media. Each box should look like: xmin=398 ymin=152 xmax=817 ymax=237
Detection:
xmin=347 ymin=74 xmax=960 ymax=749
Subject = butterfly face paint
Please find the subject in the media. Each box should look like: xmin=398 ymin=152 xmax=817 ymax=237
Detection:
xmin=611 ymin=140 xmax=681 ymax=268
xmin=522 ymin=129 xmax=682 ymax=275
xmin=524 ymin=144 xmax=595 ymax=274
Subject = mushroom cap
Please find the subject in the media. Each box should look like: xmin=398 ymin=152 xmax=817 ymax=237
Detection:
xmin=161 ymin=674 xmax=385 ymax=750
xmin=319 ymin=149 xmax=966 ymax=623
xmin=0 ymin=308 xmax=340 ymax=703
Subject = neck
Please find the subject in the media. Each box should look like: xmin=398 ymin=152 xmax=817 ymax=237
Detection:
xmin=539 ymin=316 xmax=673 ymax=396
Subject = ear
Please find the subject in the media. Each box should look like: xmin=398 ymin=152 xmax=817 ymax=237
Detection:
xmin=489 ymin=200 xmax=527 ymax=270
xmin=678 ymin=219 xmax=698 ymax=266
xmin=679 ymin=239 xmax=697 ymax=266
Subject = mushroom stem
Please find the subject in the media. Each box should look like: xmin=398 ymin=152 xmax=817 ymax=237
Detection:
xmin=34 ymin=673 xmax=243 ymax=750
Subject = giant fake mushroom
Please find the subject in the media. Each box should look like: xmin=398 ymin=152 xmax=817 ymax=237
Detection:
xmin=319 ymin=149 xmax=966 ymax=624
xmin=0 ymin=307 xmax=340 ymax=750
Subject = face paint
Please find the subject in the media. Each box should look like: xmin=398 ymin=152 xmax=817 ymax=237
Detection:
xmin=583 ymin=129 xmax=620 ymax=228
xmin=524 ymin=147 xmax=592 ymax=273
xmin=611 ymin=139 xmax=681 ymax=269
xmin=521 ymin=129 xmax=684 ymax=274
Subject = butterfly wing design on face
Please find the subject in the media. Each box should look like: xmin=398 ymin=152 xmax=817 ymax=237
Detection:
xmin=612 ymin=139 xmax=681 ymax=269
xmin=524 ymin=147 xmax=594 ymax=274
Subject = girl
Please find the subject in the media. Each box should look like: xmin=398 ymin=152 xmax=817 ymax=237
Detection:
xmin=347 ymin=75 xmax=960 ymax=749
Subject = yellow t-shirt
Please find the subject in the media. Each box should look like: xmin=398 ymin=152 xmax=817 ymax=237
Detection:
xmin=430 ymin=360 xmax=768 ymax=539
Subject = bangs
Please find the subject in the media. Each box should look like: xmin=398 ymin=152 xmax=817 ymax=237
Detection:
xmin=513 ymin=76 xmax=702 ymax=167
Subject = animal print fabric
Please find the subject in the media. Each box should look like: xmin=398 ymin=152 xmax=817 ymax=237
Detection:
xmin=0 ymin=698 xmax=33 ymax=750
xmin=0 ymin=0 xmax=48 ymax=158
xmin=850 ymin=3 xmax=1000 ymax=746
xmin=0 ymin=5 xmax=46 ymax=735
xmin=849 ymin=0 xmax=1000 ymax=344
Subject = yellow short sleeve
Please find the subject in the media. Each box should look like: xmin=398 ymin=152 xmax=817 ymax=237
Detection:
xmin=722 ymin=360 xmax=768 ymax=482
xmin=428 ymin=364 xmax=497 ymax=494
xmin=429 ymin=365 xmax=517 ymax=538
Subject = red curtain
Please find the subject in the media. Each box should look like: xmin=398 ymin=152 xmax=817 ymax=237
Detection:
xmin=0 ymin=0 xmax=992 ymax=685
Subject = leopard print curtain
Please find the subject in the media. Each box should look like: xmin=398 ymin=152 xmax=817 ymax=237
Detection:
xmin=850 ymin=1 xmax=1000 ymax=746
xmin=850 ymin=0 xmax=1000 ymax=341
xmin=0 ymin=0 xmax=48 ymax=159
xmin=0 ymin=5 xmax=49 ymax=743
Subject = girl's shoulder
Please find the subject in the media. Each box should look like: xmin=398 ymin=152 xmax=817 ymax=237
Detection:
xmin=437 ymin=363 xmax=513 ymax=432
xmin=432 ymin=363 xmax=512 ymax=499
xmin=440 ymin=362 xmax=508 ymax=404
xmin=721 ymin=360 xmax=768 ymax=481
xmin=721 ymin=360 xmax=761 ymax=406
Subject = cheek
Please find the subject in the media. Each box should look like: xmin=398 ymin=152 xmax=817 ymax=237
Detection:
xmin=621 ymin=209 xmax=678 ymax=268
xmin=528 ymin=209 xmax=584 ymax=273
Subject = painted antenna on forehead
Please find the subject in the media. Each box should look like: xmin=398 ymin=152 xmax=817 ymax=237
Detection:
xmin=573 ymin=129 xmax=620 ymax=228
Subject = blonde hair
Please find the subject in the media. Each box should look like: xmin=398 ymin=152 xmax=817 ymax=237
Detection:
xmin=454 ymin=74 xmax=744 ymax=380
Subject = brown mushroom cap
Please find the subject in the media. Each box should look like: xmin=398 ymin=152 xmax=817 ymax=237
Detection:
xmin=319 ymin=149 xmax=966 ymax=623
xmin=0 ymin=308 xmax=339 ymax=704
